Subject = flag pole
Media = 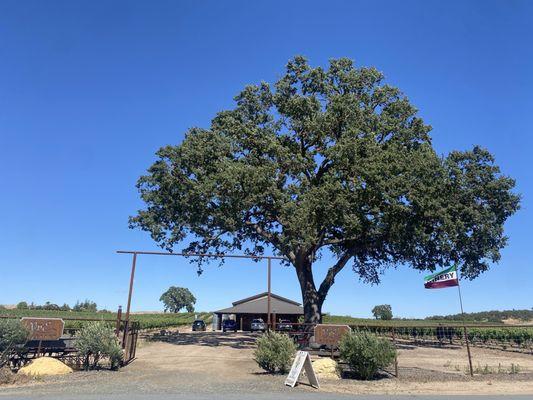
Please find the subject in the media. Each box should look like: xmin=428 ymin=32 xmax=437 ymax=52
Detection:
xmin=456 ymin=269 xmax=474 ymax=377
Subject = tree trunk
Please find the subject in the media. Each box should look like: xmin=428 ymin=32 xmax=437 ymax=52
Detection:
xmin=302 ymin=286 xmax=323 ymax=325
xmin=294 ymin=249 xmax=353 ymax=325
xmin=295 ymin=256 xmax=324 ymax=325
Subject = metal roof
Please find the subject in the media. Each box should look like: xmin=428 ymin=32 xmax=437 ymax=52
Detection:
xmin=214 ymin=292 xmax=303 ymax=315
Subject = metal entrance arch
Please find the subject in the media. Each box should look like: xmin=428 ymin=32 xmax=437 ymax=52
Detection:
xmin=116 ymin=250 xmax=287 ymax=332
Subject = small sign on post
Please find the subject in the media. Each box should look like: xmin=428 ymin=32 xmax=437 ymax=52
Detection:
xmin=21 ymin=317 xmax=64 ymax=341
xmin=284 ymin=350 xmax=319 ymax=389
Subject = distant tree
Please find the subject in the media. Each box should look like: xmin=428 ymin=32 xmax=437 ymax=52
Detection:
xmin=131 ymin=56 xmax=520 ymax=324
xmin=60 ymin=303 xmax=71 ymax=312
xmin=426 ymin=309 xmax=533 ymax=323
xmin=42 ymin=301 xmax=60 ymax=311
xmin=159 ymin=287 xmax=196 ymax=313
xmin=16 ymin=301 xmax=29 ymax=310
xmin=73 ymin=300 xmax=98 ymax=313
xmin=372 ymin=304 xmax=393 ymax=320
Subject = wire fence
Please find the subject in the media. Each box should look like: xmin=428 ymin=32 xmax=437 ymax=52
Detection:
xmin=274 ymin=322 xmax=533 ymax=353
xmin=354 ymin=324 xmax=533 ymax=354
xmin=274 ymin=322 xmax=533 ymax=377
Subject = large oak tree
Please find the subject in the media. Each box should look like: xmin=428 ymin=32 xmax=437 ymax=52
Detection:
xmin=130 ymin=57 xmax=519 ymax=324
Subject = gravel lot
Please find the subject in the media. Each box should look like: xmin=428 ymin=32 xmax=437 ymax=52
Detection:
xmin=1 ymin=331 xmax=532 ymax=397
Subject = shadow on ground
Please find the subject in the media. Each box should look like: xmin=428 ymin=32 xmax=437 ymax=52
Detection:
xmin=144 ymin=331 xmax=259 ymax=349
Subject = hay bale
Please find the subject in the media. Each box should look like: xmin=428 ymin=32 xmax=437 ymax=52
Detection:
xmin=312 ymin=357 xmax=340 ymax=380
xmin=19 ymin=357 xmax=73 ymax=376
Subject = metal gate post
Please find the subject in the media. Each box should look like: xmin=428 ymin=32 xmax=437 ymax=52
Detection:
xmin=123 ymin=252 xmax=137 ymax=347
xmin=267 ymin=257 xmax=271 ymax=330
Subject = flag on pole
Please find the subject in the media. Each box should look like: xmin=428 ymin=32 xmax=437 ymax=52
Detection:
xmin=424 ymin=265 xmax=459 ymax=289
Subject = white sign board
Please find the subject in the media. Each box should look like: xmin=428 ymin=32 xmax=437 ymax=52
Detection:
xmin=284 ymin=350 xmax=319 ymax=389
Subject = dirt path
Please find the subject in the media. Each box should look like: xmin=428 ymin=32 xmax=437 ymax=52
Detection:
xmin=131 ymin=331 xmax=264 ymax=379
xmin=2 ymin=332 xmax=533 ymax=396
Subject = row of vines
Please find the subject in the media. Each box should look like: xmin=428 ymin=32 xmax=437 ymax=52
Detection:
xmin=0 ymin=310 xmax=212 ymax=331
xmin=350 ymin=325 xmax=533 ymax=351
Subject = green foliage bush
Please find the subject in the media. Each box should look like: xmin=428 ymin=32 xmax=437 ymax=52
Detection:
xmin=75 ymin=322 xmax=123 ymax=370
xmin=254 ymin=331 xmax=296 ymax=374
xmin=0 ymin=319 xmax=29 ymax=368
xmin=339 ymin=330 xmax=396 ymax=380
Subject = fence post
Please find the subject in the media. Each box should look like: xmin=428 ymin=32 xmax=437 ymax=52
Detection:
xmin=115 ymin=305 xmax=122 ymax=338
xmin=463 ymin=325 xmax=474 ymax=377
xmin=392 ymin=327 xmax=398 ymax=377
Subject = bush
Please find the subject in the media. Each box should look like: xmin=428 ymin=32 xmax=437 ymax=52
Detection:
xmin=0 ymin=319 xmax=30 ymax=368
xmin=254 ymin=331 xmax=296 ymax=374
xmin=339 ymin=330 xmax=396 ymax=380
xmin=75 ymin=322 xmax=123 ymax=370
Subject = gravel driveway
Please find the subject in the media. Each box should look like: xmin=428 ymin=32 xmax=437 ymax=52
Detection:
xmin=1 ymin=331 xmax=532 ymax=397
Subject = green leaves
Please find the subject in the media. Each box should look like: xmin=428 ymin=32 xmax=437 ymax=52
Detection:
xmin=159 ymin=287 xmax=196 ymax=313
xmin=339 ymin=330 xmax=397 ymax=380
xmin=131 ymin=56 xmax=519 ymax=305
xmin=254 ymin=331 xmax=297 ymax=374
xmin=75 ymin=322 xmax=123 ymax=370
xmin=0 ymin=319 xmax=29 ymax=368
xmin=372 ymin=305 xmax=393 ymax=320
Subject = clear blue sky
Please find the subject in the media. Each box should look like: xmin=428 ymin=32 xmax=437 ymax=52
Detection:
xmin=1 ymin=0 xmax=531 ymax=318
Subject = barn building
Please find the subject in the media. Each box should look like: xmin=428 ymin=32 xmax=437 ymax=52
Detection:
xmin=213 ymin=292 xmax=303 ymax=331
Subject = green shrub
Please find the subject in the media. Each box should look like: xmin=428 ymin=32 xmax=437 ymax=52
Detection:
xmin=254 ymin=331 xmax=296 ymax=374
xmin=0 ymin=319 xmax=30 ymax=368
xmin=339 ymin=330 xmax=396 ymax=380
xmin=75 ymin=322 xmax=123 ymax=370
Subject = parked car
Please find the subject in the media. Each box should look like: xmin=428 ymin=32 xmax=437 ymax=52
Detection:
xmin=192 ymin=319 xmax=206 ymax=331
xmin=276 ymin=319 xmax=293 ymax=332
xmin=250 ymin=318 xmax=266 ymax=332
xmin=222 ymin=319 xmax=237 ymax=332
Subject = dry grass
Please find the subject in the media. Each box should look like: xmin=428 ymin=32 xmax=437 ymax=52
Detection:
xmin=0 ymin=367 xmax=32 ymax=386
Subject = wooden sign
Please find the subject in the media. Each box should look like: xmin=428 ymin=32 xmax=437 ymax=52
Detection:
xmin=314 ymin=324 xmax=350 ymax=347
xmin=21 ymin=317 xmax=64 ymax=341
xmin=284 ymin=350 xmax=319 ymax=389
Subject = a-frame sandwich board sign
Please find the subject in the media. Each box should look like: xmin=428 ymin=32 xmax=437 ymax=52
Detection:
xmin=284 ymin=350 xmax=319 ymax=389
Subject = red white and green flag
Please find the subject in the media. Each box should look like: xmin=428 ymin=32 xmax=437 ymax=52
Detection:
xmin=424 ymin=265 xmax=459 ymax=289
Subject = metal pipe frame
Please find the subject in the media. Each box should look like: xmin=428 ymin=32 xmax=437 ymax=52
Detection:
xmin=117 ymin=250 xmax=288 ymax=331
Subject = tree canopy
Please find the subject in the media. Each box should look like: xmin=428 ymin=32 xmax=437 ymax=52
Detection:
xmin=160 ymin=286 xmax=196 ymax=313
xmin=372 ymin=304 xmax=393 ymax=320
xmin=131 ymin=56 xmax=519 ymax=323
xmin=73 ymin=300 xmax=98 ymax=313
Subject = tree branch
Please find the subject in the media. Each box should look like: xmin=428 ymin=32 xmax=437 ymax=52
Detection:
xmin=244 ymin=220 xmax=295 ymax=263
xmin=313 ymin=159 xmax=332 ymax=184
xmin=318 ymin=250 xmax=354 ymax=300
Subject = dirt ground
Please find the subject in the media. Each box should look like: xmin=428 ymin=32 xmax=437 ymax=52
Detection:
xmin=1 ymin=331 xmax=533 ymax=396
xmin=397 ymin=342 xmax=533 ymax=374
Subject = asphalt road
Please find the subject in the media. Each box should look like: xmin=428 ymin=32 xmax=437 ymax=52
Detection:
xmin=2 ymin=393 xmax=533 ymax=400
xmin=1 ymin=395 xmax=532 ymax=400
